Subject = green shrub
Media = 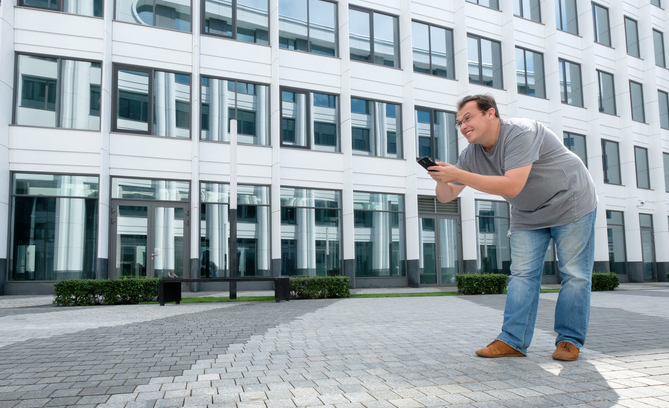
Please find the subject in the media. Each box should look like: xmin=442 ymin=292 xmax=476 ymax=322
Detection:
xmin=54 ymin=277 xmax=160 ymax=306
xmin=456 ymin=273 xmax=508 ymax=295
xmin=289 ymin=276 xmax=350 ymax=299
xmin=591 ymin=272 xmax=619 ymax=291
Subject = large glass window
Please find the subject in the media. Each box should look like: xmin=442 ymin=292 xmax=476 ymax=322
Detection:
xmin=279 ymin=0 xmax=337 ymax=56
xmin=467 ymin=34 xmax=503 ymax=89
xmin=353 ymin=192 xmax=405 ymax=278
xmin=558 ymin=59 xmax=583 ymax=107
xmin=630 ymin=81 xmax=645 ymax=123
xmin=281 ymin=88 xmax=339 ymax=152
xmin=606 ymin=210 xmax=627 ymax=275
xmin=116 ymin=0 xmax=191 ymax=32
xmin=476 ymin=201 xmax=510 ymax=274
xmin=635 ymin=146 xmax=651 ymax=189
xmin=114 ymin=65 xmax=191 ymax=138
xmin=659 ymin=90 xmax=669 ymax=129
xmin=203 ymin=0 xmax=269 ymax=44
xmin=14 ymin=55 xmax=101 ymax=130
xmin=349 ymin=7 xmax=400 ymax=68
xmin=625 ymin=17 xmax=640 ymax=58
xmin=280 ymin=188 xmax=341 ymax=276
xmin=663 ymin=152 xmax=669 ymax=192
xmin=516 ymin=47 xmax=545 ymax=98
xmin=602 ymin=139 xmax=621 ymax=185
xmin=415 ymin=108 xmax=458 ymax=164
xmin=654 ymin=29 xmax=666 ymax=68
xmin=652 ymin=0 xmax=661 ymax=7
xmin=411 ymin=21 xmax=455 ymax=79
xmin=514 ymin=0 xmax=541 ymax=22
xmin=592 ymin=3 xmax=611 ymax=47
xmin=200 ymin=183 xmax=270 ymax=278
xmin=200 ymin=77 xmax=269 ymax=145
xmin=556 ymin=0 xmax=578 ymax=35
xmin=563 ymin=131 xmax=587 ymax=166
xmin=10 ymin=174 xmax=99 ymax=281
xmin=351 ymin=97 xmax=402 ymax=158
xmin=597 ymin=70 xmax=616 ymax=115
xmin=21 ymin=0 xmax=102 ymax=16
xmin=466 ymin=0 xmax=498 ymax=9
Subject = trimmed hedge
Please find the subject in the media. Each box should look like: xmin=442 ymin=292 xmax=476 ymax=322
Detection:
xmin=53 ymin=277 xmax=160 ymax=306
xmin=456 ymin=273 xmax=508 ymax=295
xmin=290 ymin=276 xmax=350 ymax=299
xmin=591 ymin=272 xmax=619 ymax=291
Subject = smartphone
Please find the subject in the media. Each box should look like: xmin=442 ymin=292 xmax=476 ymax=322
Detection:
xmin=417 ymin=156 xmax=438 ymax=171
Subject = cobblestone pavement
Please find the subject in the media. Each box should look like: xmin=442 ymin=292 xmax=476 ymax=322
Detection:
xmin=0 ymin=284 xmax=668 ymax=408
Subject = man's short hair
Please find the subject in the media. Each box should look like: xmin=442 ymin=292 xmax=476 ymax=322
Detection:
xmin=457 ymin=94 xmax=500 ymax=118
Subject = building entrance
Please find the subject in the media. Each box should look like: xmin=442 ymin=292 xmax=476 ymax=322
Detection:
xmin=110 ymin=200 xmax=190 ymax=279
xmin=418 ymin=197 xmax=461 ymax=286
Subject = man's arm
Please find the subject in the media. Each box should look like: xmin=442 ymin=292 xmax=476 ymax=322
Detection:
xmin=429 ymin=162 xmax=532 ymax=199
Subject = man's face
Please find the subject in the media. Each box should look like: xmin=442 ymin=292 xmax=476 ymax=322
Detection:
xmin=456 ymin=101 xmax=493 ymax=145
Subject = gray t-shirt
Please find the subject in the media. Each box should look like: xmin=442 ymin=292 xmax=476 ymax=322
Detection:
xmin=455 ymin=117 xmax=597 ymax=231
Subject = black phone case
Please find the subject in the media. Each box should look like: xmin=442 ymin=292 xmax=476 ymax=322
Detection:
xmin=417 ymin=157 xmax=437 ymax=170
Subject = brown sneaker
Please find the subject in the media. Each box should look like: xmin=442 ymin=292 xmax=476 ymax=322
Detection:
xmin=475 ymin=340 xmax=525 ymax=358
xmin=552 ymin=342 xmax=579 ymax=361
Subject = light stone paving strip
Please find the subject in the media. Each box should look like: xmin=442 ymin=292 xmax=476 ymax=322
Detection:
xmin=95 ymin=291 xmax=669 ymax=408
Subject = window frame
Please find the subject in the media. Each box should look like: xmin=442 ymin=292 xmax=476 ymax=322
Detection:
xmin=515 ymin=46 xmax=546 ymax=98
xmin=467 ymin=33 xmax=503 ymax=89
xmin=280 ymin=87 xmax=340 ymax=152
xmin=514 ymin=0 xmax=541 ymax=23
xmin=278 ymin=0 xmax=338 ymax=57
xmin=659 ymin=90 xmax=669 ymax=130
xmin=348 ymin=6 xmax=401 ymax=69
xmin=415 ymin=107 xmax=458 ymax=165
xmin=556 ymin=0 xmax=579 ymax=36
xmin=21 ymin=0 xmax=103 ymax=17
xmin=466 ymin=0 xmax=499 ymax=10
xmin=601 ymin=139 xmax=622 ymax=185
xmin=350 ymin=96 xmax=402 ymax=158
xmin=411 ymin=20 xmax=455 ymax=79
xmin=113 ymin=64 xmax=192 ymax=138
xmin=624 ymin=16 xmax=640 ymax=58
xmin=592 ymin=2 xmax=611 ymax=47
xmin=201 ymin=0 xmax=270 ymax=45
xmin=558 ymin=58 xmax=584 ymax=107
xmin=653 ymin=29 xmax=666 ymax=68
xmin=597 ymin=69 xmax=616 ymax=115
xmin=563 ymin=131 xmax=588 ymax=167
xmin=629 ymin=80 xmax=645 ymax=123
xmin=663 ymin=152 xmax=669 ymax=192
xmin=634 ymin=146 xmax=651 ymax=190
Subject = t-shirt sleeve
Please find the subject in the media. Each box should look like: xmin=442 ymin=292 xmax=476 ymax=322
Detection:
xmin=502 ymin=124 xmax=542 ymax=171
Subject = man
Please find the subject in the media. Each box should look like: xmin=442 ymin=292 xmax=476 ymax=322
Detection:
xmin=428 ymin=94 xmax=597 ymax=361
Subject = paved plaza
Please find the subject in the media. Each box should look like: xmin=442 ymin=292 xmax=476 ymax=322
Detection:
xmin=0 ymin=284 xmax=668 ymax=408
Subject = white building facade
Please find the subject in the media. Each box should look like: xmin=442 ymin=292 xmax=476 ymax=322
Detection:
xmin=0 ymin=0 xmax=668 ymax=295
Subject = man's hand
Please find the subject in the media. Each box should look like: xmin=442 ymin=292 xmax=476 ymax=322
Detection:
xmin=428 ymin=162 xmax=460 ymax=184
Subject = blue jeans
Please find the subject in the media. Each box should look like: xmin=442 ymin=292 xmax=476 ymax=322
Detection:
xmin=497 ymin=209 xmax=596 ymax=354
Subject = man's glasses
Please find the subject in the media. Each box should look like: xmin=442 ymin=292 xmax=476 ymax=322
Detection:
xmin=455 ymin=110 xmax=487 ymax=129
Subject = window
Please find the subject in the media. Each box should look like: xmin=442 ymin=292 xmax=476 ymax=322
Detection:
xmin=200 ymin=183 xmax=271 ymax=278
xmin=116 ymin=0 xmax=191 ymax=32
xmin=353 ymin=192 xmax=405 ymax=278
xmin=280 ymin=188 xmax=341 ymax=276
xmin=415 ymin=108 xmax=458 ymax=164
xmin=625 ymin=17 xmax=640 ymax=58
xmin=601 ymin=139 xmax=621 ymax=185
xmin=606 ymin=210 xmax=627 ymax=275
xmin=203 ymin=0 xmax=269 ymax=44
xmin=651 ymin=0 xmax=661 ymax=7
xmin=351 ymin=97 xmax=402 ymax=158
xmin=662 ymin=153 xmax=669 ymax=193
xmin=597 ymin=70 xmax=616 ymax=115
xmin=516 ymin=47 xmax=545 ymax=98
xmin=563 ymin=131 xmax=587 ymax=166
xmin=514 ymin=0 xmax=541 ymax=22
xmin=200 ymin=77 xmax=269 ymax=145
xmin=21 ymin=0 xmax=102 ymax=17
xmin=467 ymin=34 xmax=503 ymax=89
xmin=556 ymin=0 xmax=578 ymax=35
xmin=281 ymin=88 xmax=339 ymax=152
xmin=114 ymin=65 xmax=191 ymax=138
xmin=9 ymin=174 xmax=99 ymax=281
xmin=630 ymin=81 xmax=645 ymax=123
xmin=14 ymin=55 xmax=101 ymax=131
xmin=411 ymin=21 xmax=455 ymax=79
xmin=635 ymin=146 xmax=651 ymax=189
xmin=592 ymin=3 xmax=611 ymax=47
xmin=279 ymin=0 xmax=337 ymax=56
xmin=558 ymin=59 xmax=583 ymax=107
xmin=659 ymin=90 xmax=669 ymax=129
xmin=654 ymin=29 xmax=666 ymax=68
xmin=349 ymin=7 xmax=400 ymax=68
xmin=466 ymin=0 xmax=499 ymax=9
xmin=475 ymin=201 xmax=510 ymax=274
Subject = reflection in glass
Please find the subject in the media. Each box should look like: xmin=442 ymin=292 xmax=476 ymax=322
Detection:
xmin=592 ymin=3 xmax=611 ymax=47
xmin=476 ymin=200 xmax=510 ymax=274
xmin=351 ymin=98 xmax=401 ymax=158
xmin=353 ymin=192 xmax=405 ymax=277
xmin=601 ymin=140 xmax=621 ymax=185
xmin=116 ymin=0 xmax=191 ymax=32
xmin=419 ymin=218 xmax=459 ymax=284
xmin=281 ymin=90 xmax=308 ymax=147
xmin=556 ymin=0 xmax=578 ymax=35
xmin=639 ymin=214 xmax=655 ymax=281
xmin=116 ymin=206 xmax=148 ymax=277
xmin=606 ymin=210 xmax=627 ymax=275
xmin=153 ymin=206 xmax=185 ymax=277
xmin=373 ymin=12 xmax=399 ymax=68
xmin=659 ymin=90 xmax=669 ymax=130
xmin=116 ymin=69 xmax=150 ymax=132
xmin=516 ymin=48 xmax=545 ymax=98
xmin=309 ymin=0 xmax=336 ymax=56
xmin=154 ymin=72 xmax=191 ymax=137
xmin=237 ymin=0 xmax=269 ymax=44
xmin=349 ymin=9 xmax=371 ymax=62
xmin=23 ymin=0 xmax=103 ymax=17
xmin=10 ymin=173 xmax=99 ymax=281
xmin=598 ymin=70 xmax=616 ymax=115
xmin=635 ymin=146 xmax=650 ymax=189
xmin=313 ymin=92 xmax=338 ymax=152
xmin=112 ymin=178 xmax=190 ymax=201
xmin=654 ymin=30 xmax=666 ymax=68
xmin=559 ymin=59 xmax=583 ymax=106
xmin=415 ymin=109 xmax=457 ymax=164
xmin=200 ymin=77 xmax=269 ymax=145
xmin=281 ymin=188 xmax=341 ymax=276
xmin=514 ymin=0 xmax=541 ymax=22
xmin=412 ymin=22 xmax=430 ymax=74
xmin=15 ymin=55 xmax=101 ymax=130
xmin=563 ymin=132 xmax=587 ymax=167
xmin=279 ymin=0 xmax=308 ymax=51
xmin=630 ymin=81 xmax=645 ymax=123
xmin=203 ymin=0 xmax=233 ymax=37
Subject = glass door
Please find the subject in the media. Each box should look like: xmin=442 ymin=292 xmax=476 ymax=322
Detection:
xmin=111 ymin=201 xmax=189 ymax=278
xmin=640 ymin=214 xmax=656 ymax=282
xmin=419 ymin=217 xmax=460 ymax=285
